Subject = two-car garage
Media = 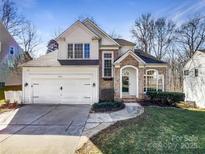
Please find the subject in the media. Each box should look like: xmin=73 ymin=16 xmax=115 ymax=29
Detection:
xmin=22 ymin=66 xmax=99 ymax=104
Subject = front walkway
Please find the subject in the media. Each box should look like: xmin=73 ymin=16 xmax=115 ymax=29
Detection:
xmin=77 ymin=103 xmax=144 ymax=151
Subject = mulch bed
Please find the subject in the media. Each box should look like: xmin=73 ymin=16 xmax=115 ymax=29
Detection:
xmin=90 ymin=103 xmax=125 ymax=113
xmin=0 ymin=103 xmax=22 ymax=110
xmin=138 ymin=100 xmax=176 ymax=107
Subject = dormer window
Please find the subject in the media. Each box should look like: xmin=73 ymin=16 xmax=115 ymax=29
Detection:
xmin=67 ymin=43 xmax=90 ymax=59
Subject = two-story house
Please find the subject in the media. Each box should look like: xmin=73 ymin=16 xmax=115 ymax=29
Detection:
xmin=21 ymin=19 xmax=168 ymax=104
xmin=0 ymin=22 xmax=26 ymax=87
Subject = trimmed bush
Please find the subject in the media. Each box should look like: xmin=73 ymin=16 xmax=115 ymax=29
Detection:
xmin=146 ymin=91 xmax=185 ymax=105
xmin=92 ymin=101 xmax=125 ymax=112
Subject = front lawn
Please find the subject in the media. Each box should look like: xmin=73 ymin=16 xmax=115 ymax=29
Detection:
xmin=78 ymin=107 xmax=205 ymax=153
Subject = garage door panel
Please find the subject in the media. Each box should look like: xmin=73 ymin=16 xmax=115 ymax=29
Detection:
xmin=32 ymin=79 xmax=60 ymax=104
xmin=31 ymin=77 xmax=93 ymax=104
xmin=61 ymin=78 xmax=92 ymax=104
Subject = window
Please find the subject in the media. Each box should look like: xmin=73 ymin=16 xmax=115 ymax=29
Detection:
xmin=84 ymin=44 xmax=90 ymax=58
xmin=9 ymin=47 xmax=14 ymax=55
xmin=0 ymin=41 xmax=2 ymax=53
xmin=195 ymin=69 xmax=198 ymax=77
xmin=184 ymin=70 xmax=189 ymax=76
xmin=74 ymin=44 xmax=83 ymax=58
xmin=0 ymin=82 xmax=5 ymax=89
xmin=122 ymin=70 xmax=129 ymax=92
xmin=68 ymin=44 xmax=73 ymax=58
xmin=103 ymin=51 xmax=113 ymax=78
xmin=144 ymin=69 xmax=164 ymax=92
xmin=67 ymin=43 xmax=90 ymax=59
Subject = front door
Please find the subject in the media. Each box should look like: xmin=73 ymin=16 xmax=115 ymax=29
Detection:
xmin=122 ymin=75 xmax=129 ymax=94
xmin=122 ymin=67 xmax=137 ymax=96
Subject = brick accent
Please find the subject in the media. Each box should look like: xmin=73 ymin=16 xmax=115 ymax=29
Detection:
xmin=119 ymin=55 xmax=139 ymax=68
xmin=99 ymin=51 xmax=168 ymax=101
xmin=99 ymin=50 xmax=118 ymax=101
xmin=113 ymin=53 xmax=168 ymax=101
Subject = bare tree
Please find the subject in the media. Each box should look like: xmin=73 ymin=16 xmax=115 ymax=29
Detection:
xmin=109 ymin=30 xmax=122 ymax=39
xmin=176 ymin=15 xmax=205 ymax=59
xmin=0 ymin=0 xmax=25 ymax=36
xmin=153 ymin=18 xmax=176 ymax=60
xmin=51 ymin=27 xmax=63 ymax=38
xmin=18 ymin=21 xmax=40 ymax=54
xmin=131 ymin=13 xmax=155 ymax=53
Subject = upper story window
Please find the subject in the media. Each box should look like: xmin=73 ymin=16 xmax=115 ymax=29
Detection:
xmin=9 ymin=46 xmax=15 ymax=55
xmin=67 ymin=43 xmax=90 ymax=59
xmin=84 ymin=44 xmax=90 ymax=58
xmin=0 ymin=41 xmax=2 ymax=53
xmin=0 ymin=82 xmax=5 ymax=89
xmin=184 ymin=70 xmax=189 ymax=76
xmin=68 ymin=44 xmax=73 ymax=58
xmin=195 ymin=69 xmax=198 ymax=77
xmin=102 ymin=51 xmax=113 ymax=78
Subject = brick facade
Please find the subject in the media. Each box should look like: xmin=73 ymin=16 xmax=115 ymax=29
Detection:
xmin=99 ymin=50 xmax=118 ymax=101
xmin=99 ymin=51 xmax=168 ymax=102
xmin=113 ymin=54 xmax=168 ymax=101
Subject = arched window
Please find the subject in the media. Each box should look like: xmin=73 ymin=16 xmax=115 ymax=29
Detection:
xmin=144 ymin=69 xmax=164 ymax=92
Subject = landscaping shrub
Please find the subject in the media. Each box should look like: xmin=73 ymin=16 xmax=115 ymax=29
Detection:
xmin=92 ymin=101 xmax=125 ymax=112
xmin=146 ymin=91 xmax=185 ymax=105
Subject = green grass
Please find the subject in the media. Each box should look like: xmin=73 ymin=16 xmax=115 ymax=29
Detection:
xmin=79 ymin=107 xmax=205 ymax=154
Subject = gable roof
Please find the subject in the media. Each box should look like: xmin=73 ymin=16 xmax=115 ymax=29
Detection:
xmin=114 ymin=39 xmax=136 ymax=46
xmin=82 ymin=18 xmax=120 ymax=46
xmin=114 ymin=49 xmax=167 ymax=65
xmin=55 ymin=20 xmax=100 ymax=41
xmin=184 ymin=50 xmax=205 ymax=68
xmin=114 ymin=50 xmax=146 ymax=64
xmin=134 ymin=49 xmax=166 ymax=64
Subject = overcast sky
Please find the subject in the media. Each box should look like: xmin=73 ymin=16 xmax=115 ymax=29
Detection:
xmin=13 ymin=0 xmax=205 ymax=56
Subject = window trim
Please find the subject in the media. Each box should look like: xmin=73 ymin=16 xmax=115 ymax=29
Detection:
xmin=102 ymin=51 xmax=114 ymax=78
xmin=144 ymin=69 xmax=164 ymax=93
xmin=67 ymin=43 xmax=90 ymax=59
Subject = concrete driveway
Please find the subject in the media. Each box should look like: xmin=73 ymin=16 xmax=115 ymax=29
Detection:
xmin=0 ymin=104 xmax=91 ymax=154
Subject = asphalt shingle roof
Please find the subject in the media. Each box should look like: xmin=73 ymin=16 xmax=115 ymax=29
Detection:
xmin=134 ymin=49 xmax=166 ymax=64
xmin=114 ymin=39 xmax=136 ymax=46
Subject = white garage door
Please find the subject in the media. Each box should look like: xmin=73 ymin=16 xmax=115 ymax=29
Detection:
xmin=32 ymin=77 xmax=92 ymax=104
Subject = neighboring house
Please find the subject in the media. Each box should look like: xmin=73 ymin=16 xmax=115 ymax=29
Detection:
xmin=0 ymin=22 xmax=32 ymax=87
xmin=183 ymin=50 xmax=205 ymax=108
xmin=21 ymin=19 xmax=168 ymax=104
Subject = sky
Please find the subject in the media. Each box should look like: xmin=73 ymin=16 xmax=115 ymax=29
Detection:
xmin=13 ymin=0 xmax=205 ymax=56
